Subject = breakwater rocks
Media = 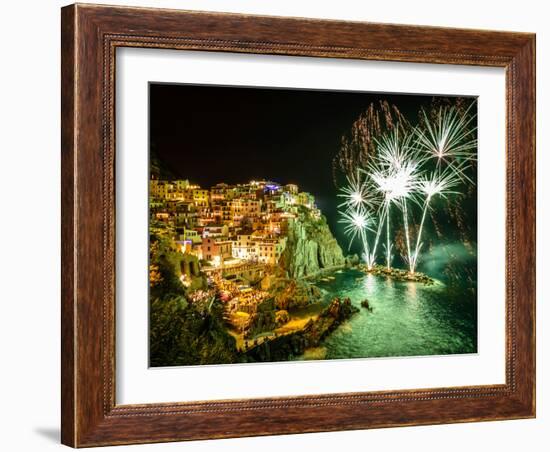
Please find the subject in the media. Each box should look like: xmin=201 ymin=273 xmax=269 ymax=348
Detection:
xmin=244 ymin=297 xmax=358 ymax=362
xmin=362 ymin=264 xmax=435 ymax=285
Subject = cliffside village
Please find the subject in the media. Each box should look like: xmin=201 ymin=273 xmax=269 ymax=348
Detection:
xmin=150 ymin=178 xmax=326 ymax=335
xmin=151 ymin=178 xmax=321 ymax=262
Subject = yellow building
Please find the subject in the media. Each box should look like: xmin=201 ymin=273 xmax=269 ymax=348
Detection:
xmin=191 ymin=189 xmax=209 ymax=208
xmin=254 ymin=237 xmax=286 ymax=265
xmin=231 ymin=235 xmax=256 ymax=260
xmin=230 ymin=198 xmax=261 ymax=219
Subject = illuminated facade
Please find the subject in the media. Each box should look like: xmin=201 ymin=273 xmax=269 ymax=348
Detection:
xmin=201 ymin=237 xmax=232 ymax=266
xmin=151 ymin=179 xmax=316 ymax=267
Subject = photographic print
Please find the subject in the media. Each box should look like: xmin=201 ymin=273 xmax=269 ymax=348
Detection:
xmin=148 ymin=84 xmax=478 ymax=367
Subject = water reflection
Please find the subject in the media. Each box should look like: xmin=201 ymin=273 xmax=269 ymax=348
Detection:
xmin=363 ymin=273 xmax=376 ymax=294
xmin=311 ymin=268 xmax=477 ymax=360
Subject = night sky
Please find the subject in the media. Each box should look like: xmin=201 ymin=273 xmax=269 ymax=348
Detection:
xmin=149 ymin=83 xmax=466 ymax=250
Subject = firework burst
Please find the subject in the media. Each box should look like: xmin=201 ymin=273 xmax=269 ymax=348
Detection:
xmin=337 ymin=169 xmax=376 ymax=211
xmin=337 ymin=99 xmax=476 ymax=276
xmin=338 ymin=206 xmax=375 ymax=259
xmin=415 ymin=104 xmax=477 ymax=181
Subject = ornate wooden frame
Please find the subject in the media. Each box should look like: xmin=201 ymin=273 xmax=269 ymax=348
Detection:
xmin=61 ymin=3 xmax=536 ymax=447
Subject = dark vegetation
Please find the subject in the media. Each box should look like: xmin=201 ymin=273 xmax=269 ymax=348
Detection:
xmin=149 ymin=221 xmax=238 ymax=366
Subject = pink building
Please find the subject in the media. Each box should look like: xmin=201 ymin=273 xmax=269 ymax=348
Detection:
xmin=201 ymin=237 xmax=232 ymax=265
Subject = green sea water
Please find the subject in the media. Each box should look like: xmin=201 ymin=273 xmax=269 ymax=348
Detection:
xmin=307 ymin=268 xmax=477 ymax=360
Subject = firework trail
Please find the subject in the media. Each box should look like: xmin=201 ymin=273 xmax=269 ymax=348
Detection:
xmin=409 ymin=164 xmax=462 ymax=273
xmin=370 ymin=128 xmax=422 ymax=271
xmin=333 ymin=100 xmax=410 ymax=187
xmin=415 ymin=102 xmax=477 ymax=182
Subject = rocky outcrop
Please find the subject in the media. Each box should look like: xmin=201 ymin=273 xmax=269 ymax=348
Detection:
xmin=242 ymin=297 xmax=277 ymax=338
xmin=244 ymin=297 xmax=359 ymax=362
xmin=272 ymin=279 xmax=322 ymax=310
xmin=281 ymin=207 xmax=345 ymax=278
xmin=345 ymin=254 xmax=360 ymax=267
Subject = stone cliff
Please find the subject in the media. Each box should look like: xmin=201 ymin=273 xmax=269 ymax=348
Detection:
xmin=281 ymin=206 xmax=345 ymax=278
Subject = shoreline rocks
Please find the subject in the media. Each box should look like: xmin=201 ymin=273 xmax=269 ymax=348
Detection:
xmin=270 ymin=278 xmax=323 ymax=310
xmin=360 ymin=299 xmax=373 ymax=312
xmin=243 ymin=297 xmax=358 ymax=362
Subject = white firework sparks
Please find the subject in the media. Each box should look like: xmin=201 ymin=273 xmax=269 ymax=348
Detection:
xmin=338 ymin=206 xmax=374 ymax=252
xmin=417 ymin=165 xmax=461 ymax=200
xmin=370 ymin=131 xmax=422 ymax=271
xmin=370 ymin=161 xmax=420 ymax=211
xmin=337 ymin=169 xmax=376 ymax=211
xmin=415 ymin=104 xmax=477 ymax=171
xmin=374 ymin=127 xmax=425 ymax=171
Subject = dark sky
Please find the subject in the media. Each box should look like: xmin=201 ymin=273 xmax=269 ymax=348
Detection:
xmin=149 ymin=83 xmax=462 ymax=250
